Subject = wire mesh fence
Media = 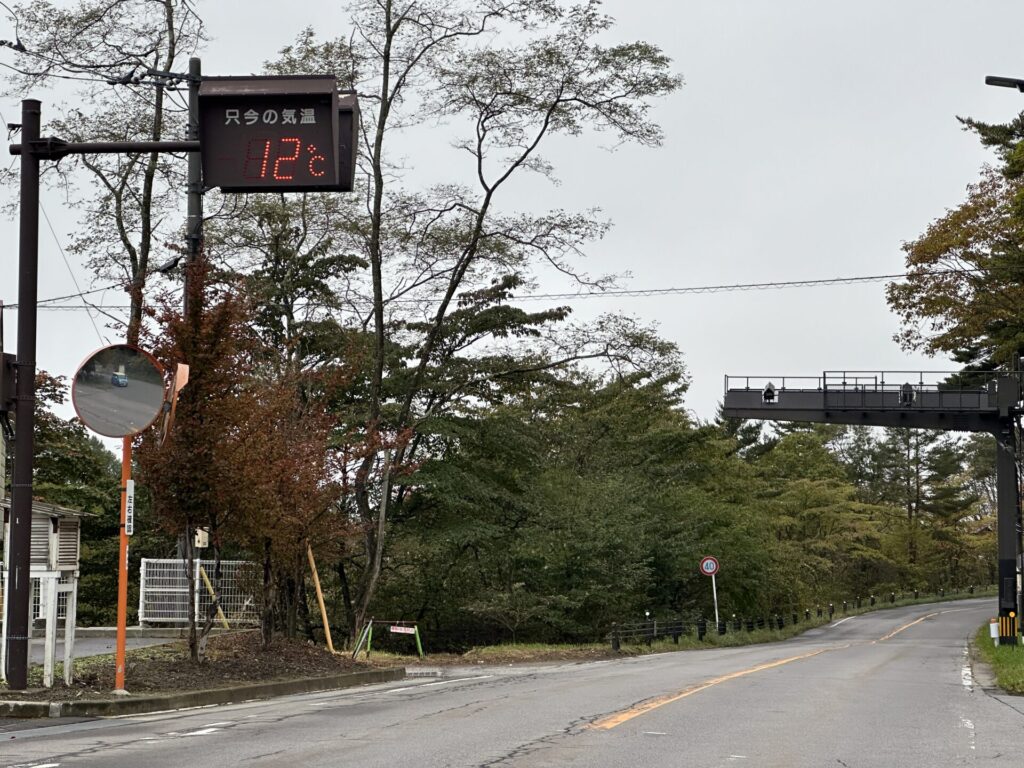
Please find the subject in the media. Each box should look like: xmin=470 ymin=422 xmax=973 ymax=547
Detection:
xmin=139 ymin=558 xmax=260 ymax=626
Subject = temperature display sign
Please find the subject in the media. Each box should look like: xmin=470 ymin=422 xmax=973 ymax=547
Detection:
xmin=199 ymin=76 xmax=340 ymax=192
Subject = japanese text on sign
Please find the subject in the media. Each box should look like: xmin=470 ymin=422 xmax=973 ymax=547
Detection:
xmin=125 ymin=479 xmax=135 ymax=536
xmin=224 ymin=108 xmax=317 ymax=126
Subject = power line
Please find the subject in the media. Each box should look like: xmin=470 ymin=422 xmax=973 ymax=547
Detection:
xmin=506 ymin=269 xmax=980 ymax=301
xmin=2 ymin=283 xmax=122 ymax=309
xmin=38 ymin=201 xmax=107 ymax=344
xmin=1 ymin=268 xmax=977 ymax=311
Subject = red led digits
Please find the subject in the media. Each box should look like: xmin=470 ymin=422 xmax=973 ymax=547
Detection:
xmin=243 ymin=139 xmax=272 ymax=179
xmin=307 ymin=145 xmax=326 ymax=178
xmin=241 ymin=136 xmax=330 ymax=183
xmin=272 ymin=138 xmax=301 ymax=180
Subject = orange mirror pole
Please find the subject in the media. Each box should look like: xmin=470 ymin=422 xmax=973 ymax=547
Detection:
xmin=114 ymin=435 xmax=131 ymax=693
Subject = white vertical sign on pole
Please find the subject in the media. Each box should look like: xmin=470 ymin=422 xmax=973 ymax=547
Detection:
xmin=125 ymin=479 xmax=135 ymax=536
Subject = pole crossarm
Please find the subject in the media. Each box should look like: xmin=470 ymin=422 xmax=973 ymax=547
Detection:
xmin=10 ymin=139 xmax=200 ymax=160
xmin=722 ymin=369 xmax=1022 ymax=646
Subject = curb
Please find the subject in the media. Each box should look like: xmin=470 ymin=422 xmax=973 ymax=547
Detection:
xmin=0 ymin=667 xmax=405 ymax=719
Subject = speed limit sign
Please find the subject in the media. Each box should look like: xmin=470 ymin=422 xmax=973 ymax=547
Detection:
xmin=699 ymin=556 xmax=719 ymax=576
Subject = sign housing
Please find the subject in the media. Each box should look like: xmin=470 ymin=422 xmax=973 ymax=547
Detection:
xmin=199 ymin=76 xmax=341 ymax=192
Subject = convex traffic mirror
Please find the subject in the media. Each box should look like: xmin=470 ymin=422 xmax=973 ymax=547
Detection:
xmin=72 ymin=344 xmax=165 ymax=437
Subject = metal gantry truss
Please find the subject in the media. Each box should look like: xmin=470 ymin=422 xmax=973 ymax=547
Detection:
xmin=722 ymin=370 xmax=1022 ymax=645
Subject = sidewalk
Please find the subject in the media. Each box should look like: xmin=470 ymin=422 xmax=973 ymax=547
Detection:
xmin=29 ymin=635 xmax=173 ymax=664
xmin=0 ymin=667 xmax=405 ymax=718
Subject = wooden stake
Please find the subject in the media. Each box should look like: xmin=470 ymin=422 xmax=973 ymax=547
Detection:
xmin=307 ymin=542 xmax=335 ymax=653
xmin=198 ymin=565 xmax=230 ymax=629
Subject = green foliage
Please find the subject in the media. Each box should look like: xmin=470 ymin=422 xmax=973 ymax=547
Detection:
xmin=887 ymin=112 xmax=1024 ymax=367
xmin=365 ymin=354 xmax=1000 ymax=647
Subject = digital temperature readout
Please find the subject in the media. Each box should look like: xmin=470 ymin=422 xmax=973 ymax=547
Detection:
xmin=242 ymin=137 xmax=329 ymax=181
xmin=198 ymin=76 xmax=342 ymax=192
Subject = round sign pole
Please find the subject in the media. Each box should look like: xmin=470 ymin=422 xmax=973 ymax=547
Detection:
xmin=699 ymin=556 xmax=720 ymax=626
xmin=711 ymin=573 xmax=720 ymax=626
xmin=115 ymin=436 xmax=131 ymax=692
xmin=72 ymin=343 xmax=166 ymax=693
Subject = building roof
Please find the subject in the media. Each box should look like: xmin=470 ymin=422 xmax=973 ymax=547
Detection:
xmin=0 ymin=497 xmax=91 ymax=519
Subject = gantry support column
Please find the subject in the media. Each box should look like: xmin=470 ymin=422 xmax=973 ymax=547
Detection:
xmin=995 ymin=417 xmax=1019 ymax=644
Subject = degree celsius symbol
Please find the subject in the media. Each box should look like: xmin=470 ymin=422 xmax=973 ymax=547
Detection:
xmin=699 ymin=556 xmax=719 ymax=576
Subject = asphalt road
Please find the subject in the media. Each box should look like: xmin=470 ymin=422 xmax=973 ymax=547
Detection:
xmin=73 ymin=378 xmax=164 ymax=436
xmin=2 ymin=600 xmax=1022 ymax=767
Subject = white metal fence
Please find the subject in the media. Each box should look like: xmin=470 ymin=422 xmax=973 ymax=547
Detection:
xmin=139 ymin=558 xmax=260 ymax=625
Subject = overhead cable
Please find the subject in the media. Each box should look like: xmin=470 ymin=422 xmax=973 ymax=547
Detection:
xmin=1 ymin=267 xmax=982 ymax=311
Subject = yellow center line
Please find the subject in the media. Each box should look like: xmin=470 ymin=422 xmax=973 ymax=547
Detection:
xmin=590 ymin=608 xmax=944 ymax=730
xmin=589 ymin=648 xmax=829 ymax=730
xmin=877 ymin=612 xmax=937 ymax=642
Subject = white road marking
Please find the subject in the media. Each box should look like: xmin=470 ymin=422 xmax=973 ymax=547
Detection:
xmin=181 ymin=727 xmax=221 ymax=736
xmin=726 ymin=756 xmax=749 ymax=761
xmin=831 ymin=616 xmax=854 ymax=627
xmin=419 ymin=675 xmax=493 ymax=687
xmin=642 ymin=731 xmax=667 ymax=736
xmin=379 ymin=675 xmax=496 ymax=695
xmin=204 ymin=721 xmax=234 ymax=727
xmin=960 ymin=717 xmax=976 ymax=751
xmin=961 ymin=646 xmax=973 ymax=690
xmin=307 ymin=675 xmax=496 ymax=706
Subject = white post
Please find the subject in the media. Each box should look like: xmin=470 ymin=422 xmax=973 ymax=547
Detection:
xmin=1 ymin=513 xmax=9 ymax=681
xmin=0 ymin=565 xmax=7 ymax=682
xmin=42 ymin=575 xmax=57 ymax=687
xmin=711 ymin=573 xmax=720 ymax=626
xmin=63 ymin=578 xmax=77 ymax=684
xmin=138 ymin=558 xmax=147 ymax=625
xmin=194 ymin=559 xmax=201 ymax=626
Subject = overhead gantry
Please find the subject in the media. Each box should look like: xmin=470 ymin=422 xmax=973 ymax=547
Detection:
xmin=722 ymin=370 xmax=1021 ymax=645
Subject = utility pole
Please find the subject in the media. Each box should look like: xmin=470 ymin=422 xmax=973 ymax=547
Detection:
xmin=184 ymin=57 xmax=203 ymax=319
xmin=985 ymin=72 xmax=1024 ymax=627
xmin=1 ymin=300 xmax=7 ymax=503
xmin=4 ymin=99 xmax=41 ymax=689
xmin=5 ymin=106 xmax=197 ymax=690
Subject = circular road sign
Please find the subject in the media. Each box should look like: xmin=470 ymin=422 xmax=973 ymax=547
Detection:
xmin=72 ymin=344 xmax=165 ymax=438
xmin=699 ymin=556 xmax=719 ymax=577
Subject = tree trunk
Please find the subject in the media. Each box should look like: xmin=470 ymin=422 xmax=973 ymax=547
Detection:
xmin=197 ymin=544 xmax=223 ymax=660
xmin=261 ymin=538 xmax=275 ymax=650
xmin=337 ymin=559 xmax=356 ymax=642
xmin=185 ymin=522 xmax=199 ymax=662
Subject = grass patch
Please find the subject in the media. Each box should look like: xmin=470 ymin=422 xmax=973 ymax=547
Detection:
xmin=973 ymin=624 xmax=1024 ymax=694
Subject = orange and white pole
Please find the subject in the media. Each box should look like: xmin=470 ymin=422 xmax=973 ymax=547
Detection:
xmin=114 ymin=436 xmax=131 ymax=692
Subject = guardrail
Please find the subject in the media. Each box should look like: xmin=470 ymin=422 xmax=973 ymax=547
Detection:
xmin=607 ymin=586 xmax=997 ymax=650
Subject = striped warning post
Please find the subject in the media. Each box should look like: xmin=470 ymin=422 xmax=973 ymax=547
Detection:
xmin=999 ymin=613 xmax=1019 ymax=643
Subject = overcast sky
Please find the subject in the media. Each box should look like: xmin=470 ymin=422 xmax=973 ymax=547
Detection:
xmin=2 ymin=0 xmax=1023 ymax=426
